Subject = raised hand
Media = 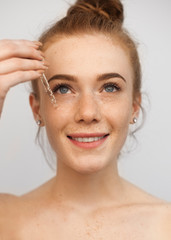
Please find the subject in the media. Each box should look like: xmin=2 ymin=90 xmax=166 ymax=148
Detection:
xmin=0 ymin=39 xmax=48 ymax=117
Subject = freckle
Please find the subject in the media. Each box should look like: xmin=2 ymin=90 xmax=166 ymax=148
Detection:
xmin=63 ymin=216 xmax=67 ymax=222
xmin=36 ymin=223 xmax=40 ymax=228
xmin=86 ymin=231 xmax=91 ymax=236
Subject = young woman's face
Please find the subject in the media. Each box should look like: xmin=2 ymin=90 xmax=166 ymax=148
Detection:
xmin=34 ymin=34 xmax=139 ymax=174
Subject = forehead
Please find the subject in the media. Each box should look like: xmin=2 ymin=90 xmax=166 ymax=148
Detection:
xmin=44 ymin=33 xmax=133 ymax=81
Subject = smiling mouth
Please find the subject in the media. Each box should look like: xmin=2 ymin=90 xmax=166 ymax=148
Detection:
xmin=67 ymin=134 xmax=109 ymax=149
xmin=68 ymin=135 xmax=109 ymax=142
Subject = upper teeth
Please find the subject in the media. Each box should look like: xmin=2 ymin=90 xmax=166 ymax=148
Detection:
xmin=72 ymin=136 xmax=104 ymax=142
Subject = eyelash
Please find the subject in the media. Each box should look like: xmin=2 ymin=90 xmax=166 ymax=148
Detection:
xmin=102 ymin=82 xmax=121 ymax=93
xmin=51 ymin=82 xmax=121 ymax=94
xmin=51 ymin=83 xmax=71 ymax=94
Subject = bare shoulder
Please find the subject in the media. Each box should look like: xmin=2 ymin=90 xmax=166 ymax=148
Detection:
xmin=0 ymin=193 xmax=19 ymax=235
xmin=140 ymin=202 xmax=171 ymax=239
xmin=158 ymin=202 xmax=171 ymax=239
xmin=0 ymin=193 xmax=18 ymax=211
xmin=0 ymin=187 xmax=51 ymax=238
xmin=153 ymin=202 xmax=171 ymax=222
xmin=0 ymin=193 xmax=19 ymax=217
xmin=0 ymin=178 xmax=55 ymax=215
xmin=125 ymin=178 xmax=171 ymax=238
xmin=121 ymin=177 xmax=166 ymax=202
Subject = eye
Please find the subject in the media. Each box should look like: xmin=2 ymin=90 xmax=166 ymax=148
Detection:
xmin=103 ymin=83 xmax=120 ymax=93
xmin=52 ymin=84 xmax=71 ymax=94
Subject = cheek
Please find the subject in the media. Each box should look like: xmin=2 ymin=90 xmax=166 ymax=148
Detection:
xmin=39 ymin=87 xmax=75 ymax=124
xmin=40 ymin=98 xmax=75 ymax=148
xmin=103 ymin=97 xmax=133 ymax=152
xmin=103 ymin=92 xmax=133 ymax=113
xmin=102 ymin=95 xmax=133 ymax=130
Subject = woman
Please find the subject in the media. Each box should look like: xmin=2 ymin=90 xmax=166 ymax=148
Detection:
xmin=0 ymin=0 xmax=170 ymax=238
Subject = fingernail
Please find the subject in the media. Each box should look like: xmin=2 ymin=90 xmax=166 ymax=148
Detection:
xmin=42 ymin=60 xmax=49 ymax=67
xmin=42 ymin=66 xmax=49 ymax=70
xmin=33 ymin=41 xmax=42 ymax=46
xmin=37 ymin=70 xmax=45 ymax=74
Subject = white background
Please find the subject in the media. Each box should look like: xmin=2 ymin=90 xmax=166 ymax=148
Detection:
xmin=0 ymin=0 xmax=170 ymax=201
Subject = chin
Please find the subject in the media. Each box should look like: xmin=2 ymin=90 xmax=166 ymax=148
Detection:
xmin=66 ymin=156 xmax=110 ymax=175
xmin=73 ymin=167 xmax=103 ymax=175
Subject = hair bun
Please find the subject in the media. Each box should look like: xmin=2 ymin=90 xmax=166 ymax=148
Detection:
xmin=69 ymin=0 xmax=124 ymax=25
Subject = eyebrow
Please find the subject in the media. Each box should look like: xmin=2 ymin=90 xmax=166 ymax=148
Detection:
xmin=48 ymin=72 xmax=126 ymax=83
xmin=48 ymin=74 xmax=76 ymax=83
xmin=98 ymin=73 xmax=126 ymax=82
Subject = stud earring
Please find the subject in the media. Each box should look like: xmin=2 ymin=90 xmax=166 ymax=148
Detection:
xmin=133 ymin=117 xmax=137 ymax=124
xmin=36 ymin=120 xmax=41 ymax=126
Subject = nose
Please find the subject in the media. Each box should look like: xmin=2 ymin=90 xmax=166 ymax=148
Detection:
xmin=74 ymin=93 xmax=101 ymax=124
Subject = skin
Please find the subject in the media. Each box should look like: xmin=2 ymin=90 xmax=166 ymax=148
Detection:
xmin=0 ymin=39 xmax=48 ymax=117
xmin=0 ymin=34 xmax=171 ymax=239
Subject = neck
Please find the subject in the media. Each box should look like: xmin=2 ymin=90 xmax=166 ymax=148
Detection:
xmin=50 ymin=159 xmax=126 ymax=213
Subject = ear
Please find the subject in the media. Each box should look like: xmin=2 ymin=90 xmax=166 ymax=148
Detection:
xmin=29 ymin=93 xmax=44 ymax=126
xmin=130 ymin=93 xmax=141 ymax=124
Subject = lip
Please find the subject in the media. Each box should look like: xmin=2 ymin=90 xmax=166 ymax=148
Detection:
xmin=67 ymin=133 xmax=109 ymax=149
xmin=68 ymin=133 xmax=108 ymax=138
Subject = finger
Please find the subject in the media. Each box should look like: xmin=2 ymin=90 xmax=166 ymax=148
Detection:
xmin=0 ymin=40 xmax=44 ymax=61
xmin=0 ymin=58 xmax=49 ymax=75
xmin=0 ymin=70 xmax=44 ymax=98
xmin=0 ymin=39 xmax=42 ymax=49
